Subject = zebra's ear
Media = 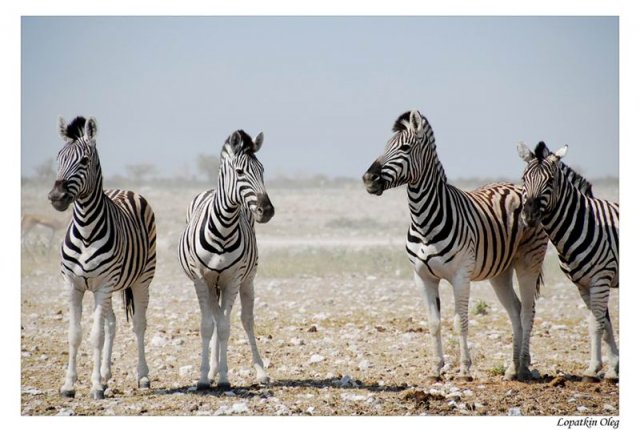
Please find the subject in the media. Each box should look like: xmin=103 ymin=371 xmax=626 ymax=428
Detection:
xmin=409 ymin=110 xmax=425 ymax=138
xmin=85 ymin=117 xmax=98 ymax=142
xmin=253 ymin=132 xmax=264 ymax=153
xmin=554 ymin=145 xmax=568 ymax=159
xmin=228 ymin=131 xmax=243 ymax=154
xmin=517 ymin=142 xmax=534 ymax=162
xmin=58 ymin=117 xmax=71 ymax=142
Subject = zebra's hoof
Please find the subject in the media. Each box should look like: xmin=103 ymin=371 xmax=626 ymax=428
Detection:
xmin=90 ymin=389 xmax=105 ymax=400
xmin=517 ymin=370 xmax=533 ymax=381
xmin=60 ymin=389 xmax=75 ymax=398
xmin=455 ymin=375 xmax=473 ymax=382
xmin=258 ymin=376 xmax=271 ymax=386
xmin=217 ymin=382 xmax=232 ymax=390
xmin=138 ymin=378 xmax=151 ymax=389
xmin=503 ymin=373 xmax=517 ymax=381
xmin=196 ymin=382 xmax=211 ymax=391
xmin=582 ymin=375 xmax=601 ymax=383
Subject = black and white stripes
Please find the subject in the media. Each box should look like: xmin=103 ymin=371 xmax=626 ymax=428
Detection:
xmin=364 ymin=110 xmax=549 ymax=381
xmin=48 ymin=116 xmax=156 ymax=399
xmin=518 ymin=141 xmax=619 ymax=380
xmin=178 ymin=129 xmax=274 ymax=389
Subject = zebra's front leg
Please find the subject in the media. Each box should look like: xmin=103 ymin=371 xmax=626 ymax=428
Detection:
xmin=452 ymin=277 xmax=472 ymax=381
xmin=578 ymin=286 xmax=603 ymax=381
xmin=212 ymin=286 xmax=240 ymax=389
xmin=100 ymin=296 xmax=116 ymax=390
xmin=89 ymin=289 xmax=110 ymax=399
xmin=60 ymin=284 xmax=84 ymax=398
xmin=131 ymin=283 xmax=151 ymax=389
xmin=414 ymin=272 xmax=444 ymax=381
xmin=515 ymin=266 xmax=540 ymax=381
xmin=194 ymin=279 xmax=214 ymax=390
xmin=490 ymin=269 xmax=522 ymax=381
xmin=240 ymin=280 xmax=269 ymax=385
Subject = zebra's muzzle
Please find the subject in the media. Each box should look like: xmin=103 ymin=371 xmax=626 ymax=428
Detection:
xmin=522 ymin=199 xmax=543 ymax=227
xmin=363 ymin=162 xmax=384 ymax=196
xmin=252 ymin=194 xmax=274 ymax=224
xmin=48 ymin=180 xmax=74 ymax=211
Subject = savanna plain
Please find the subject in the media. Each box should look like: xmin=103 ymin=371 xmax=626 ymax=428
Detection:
xmin=21 ymin=179 xmax=619 ymax=416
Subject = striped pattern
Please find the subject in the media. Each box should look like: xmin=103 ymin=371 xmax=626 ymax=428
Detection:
xmin=179 ymin=129 xmax=274 ymax=389
xmin=49 ymin=116 xmax=155 ymax=399
xmin=364 ymin=110 xmax=548 ymax=381
xmin=519 ymin=141 xmax=619 ymax=380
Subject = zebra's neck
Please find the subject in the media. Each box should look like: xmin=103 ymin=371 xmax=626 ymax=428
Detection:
xmin=71 ymin=173 xmax=111 ymax=242
xmin=539 ymin=169 xmax=586 ymax=254
xmin=406 ymin=156 xmax=451 ymax=242
xmin=207 ymin=174 xmax=243 ymax=247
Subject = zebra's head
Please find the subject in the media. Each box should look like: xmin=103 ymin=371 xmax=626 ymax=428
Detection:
xmin=517 ymin=141 xmax=568 ymax=227
xmin=48 ymin=116 xmax=101 ymax=212
xmin=219 ymin=130 xmax=274 ymax=223
xmin=363 ymin=110 xmax=434 ymax=195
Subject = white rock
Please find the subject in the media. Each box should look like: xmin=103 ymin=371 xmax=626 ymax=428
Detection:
xmin=179 ymin=365 xmax=193 ymax=377
xmin=308 ymin=354 xmax=325 ymax=364
xmin=358 ymin=360 xmax=370 ymax=371
xmin=306 ymin=407 xmax=315 ymax=415
xmin=231 ymin=403 xmax=249 ymax=414
xmin=604 ymin=404 xmax=616 ymax=412
xmin=151 ymin=335 xmax=168 ymax=347
xmin=290 ymin=337 xmax=305 ymax=346
xmin=341 ymin=393 xmax=368 ymax=401
xmin=57 ymin=408 xmax=74 ymax=416
xmin=22 ymin=387 xmax=43 ymax=395
xmin=577 ymin=406 xmax=589 ymax=413
xmin=508 ymin=407 xmax=522 ymax=416
xmin=463 ymin=389 xmax=474 ymax=397
xmin=224 ymin=391 xmax=236 ymax=396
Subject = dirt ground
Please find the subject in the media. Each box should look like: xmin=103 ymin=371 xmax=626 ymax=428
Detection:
xmin=20 ymin=181 xmax=620 ymax=417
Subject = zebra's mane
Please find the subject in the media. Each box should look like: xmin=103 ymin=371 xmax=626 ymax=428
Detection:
xmin=534 ymin=141 xmax=593 ymax=197
xmin=392 ymin=111 xmax=413 ymax=133
xmin=64 ymin=116 xmax=87 ymax=140
xmin=222 ymin=129 xmax=256 ymax=157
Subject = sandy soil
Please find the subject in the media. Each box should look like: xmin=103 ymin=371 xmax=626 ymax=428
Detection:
xmin=20 ymin=182 xmax=620 ymax=416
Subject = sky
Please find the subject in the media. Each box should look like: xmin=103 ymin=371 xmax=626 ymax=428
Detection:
xmin=21 ymin=16 xmax=618 ymax=181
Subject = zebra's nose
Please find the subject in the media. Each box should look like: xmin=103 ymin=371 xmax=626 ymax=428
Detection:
xmin=363 ymin=171 xmax=380 ymax=183
xmin=254 ymin=194 xmax=274 ymax=223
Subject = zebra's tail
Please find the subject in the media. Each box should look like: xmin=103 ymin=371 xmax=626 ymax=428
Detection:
xmin=123 ymin=287 xmax=135 ymax=322
xmin=535 ymin=269 xmax=544 ymax=300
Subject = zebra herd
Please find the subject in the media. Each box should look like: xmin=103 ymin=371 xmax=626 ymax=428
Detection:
xmin=45 ymin=111 xmax=619 ymax=400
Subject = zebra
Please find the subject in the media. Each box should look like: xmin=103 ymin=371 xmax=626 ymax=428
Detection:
xmin=47 ymin=116 xmax=156 ymax=399
xmin=362 ymin=110 xmax=548 ymax=381
xmin=178 ymin=129 xmax=274 ymax=390
xmin=517 ymin=141 xmax=619 ymax=381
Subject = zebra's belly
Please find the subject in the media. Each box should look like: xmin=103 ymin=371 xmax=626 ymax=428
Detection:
xmin=408 ymin=241 xmax=475 ymax=282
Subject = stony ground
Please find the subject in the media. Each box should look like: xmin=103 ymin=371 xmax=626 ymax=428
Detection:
xmin=20 ymin=182 xmax=620 ymax=416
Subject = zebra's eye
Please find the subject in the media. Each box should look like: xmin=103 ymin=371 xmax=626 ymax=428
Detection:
xmin=235 ymin=168 xmax=244 ymax=176
xmin=399 ymin=144 xmax=411 ymax=151
xmin=79 ymin=156 xmax=89 ymax=166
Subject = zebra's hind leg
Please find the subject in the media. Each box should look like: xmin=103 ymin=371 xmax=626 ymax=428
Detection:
xmin=603 ymin=309 xmax=619 ymax=381
xmin=414 ymin=272 xmax=445 ymax=381
xmin=489 ymin=268 xmax=522 ymax=381
xmin=578 ymin=286 xmax=603 ymax=382
xmin=100 ymin=297 xmax=116 ymax=390
xmin=240 ymin=279 xmax=270 ymax=385
xmin=60 ymin=283 xmax=84 ymax=398
xmin=131 ymin=281 xmax=151 ymax=389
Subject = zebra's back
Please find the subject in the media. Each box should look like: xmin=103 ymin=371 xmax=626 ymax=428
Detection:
xmin=408 ymin=182 xmax=546 ymax=282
